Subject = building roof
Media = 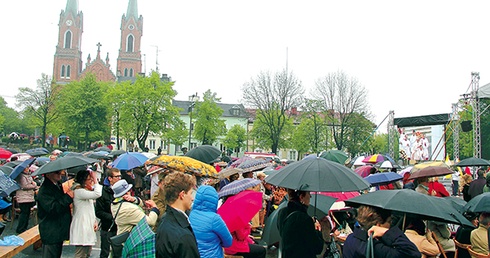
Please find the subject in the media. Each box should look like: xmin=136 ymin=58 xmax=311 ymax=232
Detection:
xmin=126 ymin=0 xmax=139 ymax=21
xmin=65 ymin=0 xmax=79 ymax=17
xmin=172 ymin=100 xmax=249 ymax=118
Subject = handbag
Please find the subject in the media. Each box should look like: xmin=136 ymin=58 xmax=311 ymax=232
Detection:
xmin=108 ymin=203 xmax=130 ymax=258
xmin=366 ymin=232 xmax=374 ymax=258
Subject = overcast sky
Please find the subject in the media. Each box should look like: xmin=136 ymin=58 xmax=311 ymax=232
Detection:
xmin=3 ymin=0 xmax=490 ymax=128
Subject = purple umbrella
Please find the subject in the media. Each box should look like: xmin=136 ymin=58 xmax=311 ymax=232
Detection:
xmin=218 ymin=178 xmax=261 ymax=198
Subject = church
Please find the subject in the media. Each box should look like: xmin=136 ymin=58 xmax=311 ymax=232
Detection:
xmin=52 ymin=0 xmax=143 ymax=84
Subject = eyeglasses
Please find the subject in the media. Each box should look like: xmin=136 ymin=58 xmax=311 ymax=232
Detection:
xmin=111 ymin=175 xmax=122 ymax=178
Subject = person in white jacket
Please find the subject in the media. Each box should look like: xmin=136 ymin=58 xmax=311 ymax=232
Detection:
xmin=69 ymin=170 xmax=102 ymax=258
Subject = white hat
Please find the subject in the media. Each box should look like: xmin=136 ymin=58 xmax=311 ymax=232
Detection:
xmin=112 ymin=179 xmax=133 ymax=198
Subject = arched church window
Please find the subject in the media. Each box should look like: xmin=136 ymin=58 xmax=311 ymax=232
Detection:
xmin=66 ymin=65 xmax=71 ymax=78
xmin=130 ymin=69 xmax=133 ymax=77
xmin=61 ymin=65 xmax=66 ymax=78
xmin=127 ymin=35 xmax=134 ymax=52
xmin=124 ymin=68 xmax=128 ymax=77
xmin=64 ymin=31 xmax=72 ymax=48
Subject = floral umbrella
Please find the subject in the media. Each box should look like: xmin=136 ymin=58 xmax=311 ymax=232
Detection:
xmin=236 ymin=158 xmax=271 ymax=173
xmin=151 ymin=155 xmax=218 ymax=178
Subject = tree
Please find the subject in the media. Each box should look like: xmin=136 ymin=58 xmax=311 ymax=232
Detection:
xmin=242 ymin=70 xmax=304 ymax=154
xmin=16 ymin=73 xmax=60 ymax=147
xmin=313 ymin=70 xmax=371 ymax=151
xmin=193 ymin=90 xmax=227 ymax=145
xmin=290 ymin=118 xmax=318 ymax=159
xmin=56 ymin=73 xmax=110 ymax=150
xmin=223 ymin=124 xmax=247 ymax=156
xmin=342 ymin=113 xmax=376 ymax=155
xmin=114 ymin=71 xmax=182 ymax=149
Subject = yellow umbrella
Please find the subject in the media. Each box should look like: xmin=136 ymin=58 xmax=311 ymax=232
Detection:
xmin=411 ymin=161 xmax=449 ymax=173
xmin=151 ymin=155 xmax=218 ymax=178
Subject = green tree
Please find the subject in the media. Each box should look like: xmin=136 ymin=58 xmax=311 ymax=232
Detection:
xmin=193 ymin=90 xmax=227 ymax=145
xmin=163 ymin=116 xmax=188 ymax=154
xmin=115 ymin=71 xmax=182 ymax=149
xmin=223 ymin=124 xmax=247 ymax=156
xmin=290 ymin=118 xmax=317 ymax=159
xmin=342 ymin=113 xmax=376 ymax=155
xmin=313 ymin=71 xmax=371 ymax=151
xmin=242 ymin=70 xmax=304 ymax=154
xmin=299 ymin=99 xmax=327 ymax=153
xmin=16 ymin=73 xmax=60 ymax=147
xmin=56 ymin=73 xmax=111 ymax=150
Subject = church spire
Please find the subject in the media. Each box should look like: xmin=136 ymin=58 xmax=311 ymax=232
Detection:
xmin=126 ymin=0 xmax=138 ymax=21
xmin=65 ymin=0 xmax=79 ymax=17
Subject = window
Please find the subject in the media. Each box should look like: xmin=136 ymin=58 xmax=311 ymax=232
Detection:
xmin=129 ymin=68 xmax=133 ymax=77
xmin=66 ymin=65 xmax=71 ymax=78
xmin=127 ymin=35 xmax=134 ymax=52
xmin=64 ymin=31 xmax=72 ymax=48
xmin=124 ymin=68 xmax=128 ymax=77
xmin=149 ymin=140 xmax=155 ymax=150
xmin=289 ymin=150 xmax=297 ymax=160
xmin=160 ymin=140 xmax=164 ymax=147
xmin=61 ymin=65 xmax=66 ymax=78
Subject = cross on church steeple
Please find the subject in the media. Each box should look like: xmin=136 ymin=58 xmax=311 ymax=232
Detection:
xmin=96 ymin=42 xmax=102 ymax=59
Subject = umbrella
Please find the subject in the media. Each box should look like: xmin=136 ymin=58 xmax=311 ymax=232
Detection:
xmin=185 ymin=145 xmax=221 ymax=164
xmin=362 ymin=154 xmax=386 ymax=164
xmin=86 ymin=151 xmax=109 ymax=159
xmin=25 ymin=148 xmax=49 ymax=157
xmin=319 ymin=191 xmax=360 ymax=201
xmin=94 ymin=146 xmax=111 ymax=152
xmin=217 ymin=190 xmax=262 ymax=232
xmin=0 ymin=149 xmax=12 ymax=160
xmin=310 ymin=193 xmax=338 ymax=214
xmin=229 ymin=156 xmax=253 ymax=168
xmin=319 ymin=150 xmax=349 ymax=165
xmin=260 ymin=198 xmax=329 ymax=246
xmin=262 ymin=167 xmax=279 ymax=176
xmin=237 ymin=158 xmax=271 ymax=173
xmin=0 ymin=166 xmax=13 ymax=175
xmin=364 ymin=172 xmax=403 ymax=186
xmin=352 ymin=155 xmax=366 ymax=167
xmin=443 ymin=196 xmax=467 ymax=214
xmin=302 ymin=154 xmax=318 ymax=160
xmin=265 ymin=157 xmax=370 ymax=192
xmin=32 ymin=156 xmax=98 ymax=176
xmin=4 ymin=161 xmax=22 ymax=168
xmin=409 ymin=166 xmax=453 ymax=180
xmin=221 ymin=156 xmax=231 ymax=163
xmin=140 ymin=152 xmax=157 ymax=159
xmin=0 ymin=171 xmax=19 ymax=197
xmin=411 ymin=161 xmax=449 ymax=173
xmin=345 ymin=189 xmax=474 ymax=227
xmin=218 ymin=178 xmax=261 ymax=198
xmin=455 ymin=157 xmax=490 ymax=167
xmin=217 ymin=167 xmax=243 ymax=179
xmin=375 ymin=160 xmax=401 ymax=170
xmin=112 ymin=152 xmax=149 ymax=170
xmin=9 ymin=158 xmax=36 ymax=180
xmin=110 ymin=150 xmax=127 ymax=156
xmin=398 ymin=166 xmax=413 ymax=177
xmin=151 ymin=155 xmax=218 ymax=178
xmin=463 ymin=192 xmax=490 ymax=213
xmin=354 ymin=165 xmax=374 ymax=178
xmin=4 ymin=148 xmax=19 ymax=154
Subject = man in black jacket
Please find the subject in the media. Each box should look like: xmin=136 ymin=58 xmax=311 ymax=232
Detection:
xmin=95 ymin=168 xmax=121 ymax=258
xmin=37 ymin=170 xmax=73 ymax=258
xmin=468 ymin=169 xmax=486 ymax=200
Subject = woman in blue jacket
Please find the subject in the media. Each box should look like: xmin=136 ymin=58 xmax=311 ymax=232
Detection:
xmin=189 ymin=185 xmax=232 ymax=258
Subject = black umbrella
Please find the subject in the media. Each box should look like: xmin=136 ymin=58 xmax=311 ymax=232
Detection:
xmin=265 ymin=157 xmax=370 ymax=192
xmin=345 ymin=189 xmax=473 ymax=227
xmin=32 ymin=156 xmax=98 ymax=176
xmin=94 ymin=146 xmax=111 ymax=152
xmin=464 ymin=192 xmax=490 ymax=213
xmin=319 ymin=150 xmax=349 ymax=164
xmin=185 ymin=145 xmax=221 ymax=164
xmin=4 ymin=161 xmax=22 ymax=168
xmin=455 ymin=157 xmax=490 ymax=167
xmin=110 ymin=150 xmax=127 ymax=157
xmin=260 ymin=196 xmax=334 ymax=246
xmin=25 ymin=150 xmax=47 ymax=157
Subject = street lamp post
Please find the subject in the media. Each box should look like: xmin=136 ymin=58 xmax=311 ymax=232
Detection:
xmin=188 ymin=92 xmax=198 ymax=150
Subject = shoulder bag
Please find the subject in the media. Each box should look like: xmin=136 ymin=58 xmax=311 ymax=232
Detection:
xmin=108 ymin=203 xmax=130 ymax=258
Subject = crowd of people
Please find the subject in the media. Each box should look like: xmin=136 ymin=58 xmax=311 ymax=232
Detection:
xmin=0 ymin=146 xmax=489 ymax=258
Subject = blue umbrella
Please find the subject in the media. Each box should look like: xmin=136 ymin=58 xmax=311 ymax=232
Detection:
xmin=112 ymin=152 xmax=149 ymax=170
xmin=0 ymin=171 xmax=19 ymax=197
xmin=364 ymin=172 xmax=402 ymax=186
xmin=10 ymin=158 xmax=36 ymax=180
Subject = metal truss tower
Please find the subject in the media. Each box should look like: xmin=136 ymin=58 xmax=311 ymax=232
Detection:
xmin=471 ymin=72 xmax=481 ymax=158
xmin=388 ymin=110 xmax=395 ymax=158
xmin=451 ymin=103 xmax=460 ymax=161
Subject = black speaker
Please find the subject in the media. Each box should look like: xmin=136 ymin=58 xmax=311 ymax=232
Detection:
xmin=461 ymin=120 xmax=472 ymax=132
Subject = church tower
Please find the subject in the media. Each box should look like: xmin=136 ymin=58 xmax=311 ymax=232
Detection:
xmin=117 ymin=0 xmax=143 ymax=80
xmin=52 ymin=0 xmax=83 ymax=84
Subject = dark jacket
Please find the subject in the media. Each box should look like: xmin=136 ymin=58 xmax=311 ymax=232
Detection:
xmin=468 ymin=178 xmax=486 ymax=200
xmin=36 ymin=177 xmax=73 ymax=245
xmin=156 ymin=205 xmax=200 ymax=258
xmin=455 ymin=225 xmax=473 ymax=258
xmin=278 ymin=201 xmax=324 ymax=258
xmin=343 ymin=226 xmax=421 ymax=258
xmin=95 ymin=183 xmax=117 ymax=232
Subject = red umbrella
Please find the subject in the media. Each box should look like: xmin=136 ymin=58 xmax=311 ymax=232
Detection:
xmin=0 ymin=149 xmax=12 ymax=160
xmin=354 ymin=165 xmax=374 ymax=178
xmin=217 ymin=190 xmax=262 ymax=232
xmin=362 ymin=154 xmax=385 ymax=164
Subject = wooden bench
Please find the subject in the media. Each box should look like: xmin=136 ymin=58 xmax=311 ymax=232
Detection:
xmin=0 ymin=225 xmax=41 ymax=258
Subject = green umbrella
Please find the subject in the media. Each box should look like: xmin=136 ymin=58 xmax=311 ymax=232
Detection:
xmin=464 ymin=192 xmax=490 ymax=213
xmin=185 ymin=145 xmax=221 ymax=164
xmin=32 ymin=156 xmax=98 ymax=176
xmin=319 ymin=150 xmax=349 ymax=165
xmin=345 ymin=189 xmax=474 ymax=227
xmin=455 ymin=157 xmax=490 ymax=167
xmin=265 ymin=157 xmax=370 ymax=192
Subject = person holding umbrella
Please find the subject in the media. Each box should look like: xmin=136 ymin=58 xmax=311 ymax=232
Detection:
xmin=343 ymin=205 xmax=420 ymax=258
xmin=277 ymin=189 xmax=324 ymax=258
xmin=14 ymin=160 xmax=38 ymax=234
xmin=37 ymin=169 xmax=74 ymax=258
